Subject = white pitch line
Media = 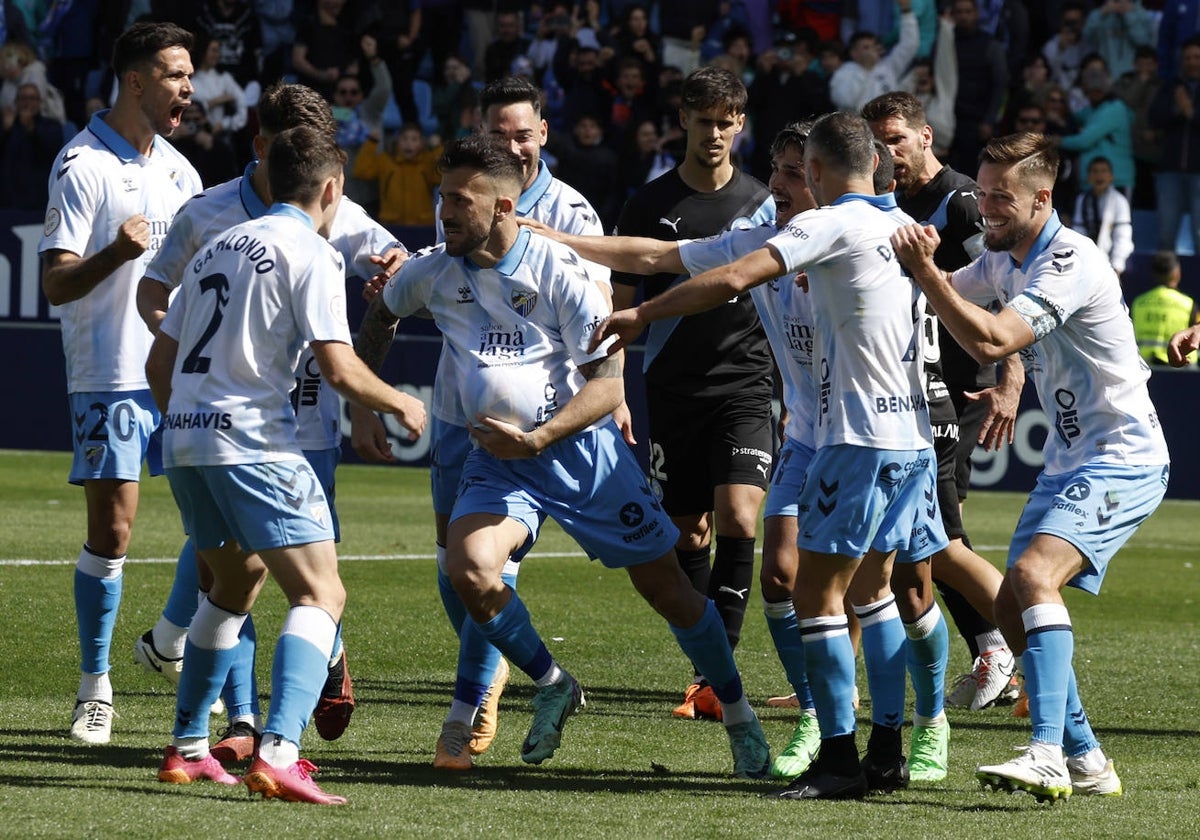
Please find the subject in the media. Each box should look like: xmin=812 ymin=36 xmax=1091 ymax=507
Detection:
xmin=0 ymin=551 xmax=590 ymax=567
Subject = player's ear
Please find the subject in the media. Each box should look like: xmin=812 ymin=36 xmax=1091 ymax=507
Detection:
xmin=125 ymin=67 xmax=143 ymax=96
xmin=495 ymin=194 xmax=516 ymax=217
xmin=1033 ymin=186 xmax=1052 ymax=210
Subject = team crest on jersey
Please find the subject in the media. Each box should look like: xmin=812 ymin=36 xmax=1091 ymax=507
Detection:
xmin=511 ymin=290 xmax=538 ymax=316
xmin=85 ymin=445 xmax=106 ymax=468
xmin=43 ymin=207 xmax=61 ymax=236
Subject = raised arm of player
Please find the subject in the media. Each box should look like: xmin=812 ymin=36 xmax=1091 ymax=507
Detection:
xmin=892 ymin=223 xmax=1035 ymax=364
xmin=42 ymin=214 xmax=149 ymax=306
xmin=472 ymin=354 xmax=624 ymax=460
xmin=589 ymin=244 xmax=786 ymax=354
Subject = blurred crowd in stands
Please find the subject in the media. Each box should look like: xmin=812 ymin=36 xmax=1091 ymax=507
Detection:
xmin=3 ymin=0 xmax=1200 ymax=260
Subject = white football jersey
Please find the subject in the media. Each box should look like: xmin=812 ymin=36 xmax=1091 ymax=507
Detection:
xmin=159 ymin=205 xmax=352 ymax=466
xmin=952 ymin=213 xmax=1169 ymax=474
xmin=146 ymin=162 xmax=401 ymax=450
xmin=382 ymin=228 xmax=610 ymax=433
xmin=679 ymin=223 xmax=818 ymax=449
xmin=39 ymin=110 xmax=202 ymax=393
xmin=431 ymin=159 xmax=610 ymax=426
xmin=767 ymin=193 xmax=932 ymax=451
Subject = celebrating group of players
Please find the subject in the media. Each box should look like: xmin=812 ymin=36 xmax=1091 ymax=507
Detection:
xmin=43 ymin=21 xmax=1180 ymax=806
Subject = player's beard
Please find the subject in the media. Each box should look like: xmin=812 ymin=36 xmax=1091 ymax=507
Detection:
xmin=443 ymin=216 xmax=495 ymax=258
xmin=983 ymin=215 xmax=1033 ymax=253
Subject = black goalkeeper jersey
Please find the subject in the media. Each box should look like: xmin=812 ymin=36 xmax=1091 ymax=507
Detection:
xmin=614 ymin=167 xmax=774 ymax=400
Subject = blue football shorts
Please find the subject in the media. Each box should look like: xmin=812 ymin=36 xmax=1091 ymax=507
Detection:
xmin=797 ymin=443 xmax=949 ymax=563
xmin=764 ymin=436 xmax=816 ymax=519
xmin=451 ymin=420 xmax=680 ymax=568
xmin=1009 ymin=462 xmax=1170 ymax=594
xmin=302 ymin=446 xmax=341 ymax=542
xmin=166 ymin=458 xmax=334 ymax=552
xmin=68 ymin=390 xmax=162 ymax=485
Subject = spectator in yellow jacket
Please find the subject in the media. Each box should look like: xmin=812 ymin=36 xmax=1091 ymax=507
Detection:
xmin=353 ymin=123 xmax=442 ymax=226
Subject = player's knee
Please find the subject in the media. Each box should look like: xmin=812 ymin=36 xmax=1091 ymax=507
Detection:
xmin=759 ymin=561 xmax=794 ymax=601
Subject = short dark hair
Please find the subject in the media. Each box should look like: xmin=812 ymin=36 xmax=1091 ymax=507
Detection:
xmin=807 ymin=111 xmax=876 ymax=178
xmin=480 ymin=75 xmax=542 ymax=116
xmin=438 ymin=132 xmax=525 ymax=192
xmin=873 ymin=139 xmax=894 ymax=194
xmin=847 ymin=31 xmax=879 ymax=52
xmin=680 ymin=65 xmax=747 ymax=116
xmin=770 ymin=120 xmax=814 ymax=159
xmin=112 ymin=22 xmax=193 ymax=76
xmin=1087 ymin=155 xmax=1113 ymax=171
xmin=1151 ymin=251 xmax=1180 ymax=280
xmin=257 ymin=83 xmax=337 ymax=138
xmin=268 ymin=125 xmax=346 ymax=204
xmin=979 ymin=132 xmax=1060 ymax=190
xmin=862 ymin=91 xmax=926 ymax=129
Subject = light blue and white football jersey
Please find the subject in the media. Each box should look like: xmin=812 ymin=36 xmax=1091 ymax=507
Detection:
xmin=952 ymin=212 xmax=1169 ymax=475
xmin=767 ymin=193 xmax=932 ymax=451
xmin=146 ymin=162 xmax=400 ymax=450
xmin=159 ymin=205 xmax=351 ymax=466
xmin=382 ymin=228 xmax=610 ymax=433
xmin=39 ymin=110 xmax=202 ymax=393
xmin=431 ymin=160 xmax=610 ymax=426
xmin=679 ymin=222 xmax=818 ymax=449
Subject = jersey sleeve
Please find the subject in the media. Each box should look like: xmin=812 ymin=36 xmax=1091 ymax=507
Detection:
xmin=39 ymin=152 xmax=98 ymax=257
xmin=553 ymin=249 xmax=613 ymax=367
xmin=763 ymin=209 xmax=845 ymax=274
xmin=679 ymin=226 xmax=776 ymax=276
xmin=329 ymin=196 xmax=405 ymax=279
xmin=949 ymin=257 xmax=999 ymax=306
xmin=557 ymin=195 xmax=612 ymax=291
xmin=1013 ymin=246 xmax=1095 ymax=335
xmin=292 ymin=241 xmax=353 ymax=345
xmin=380 ymin=246 xmax=436 ymax=318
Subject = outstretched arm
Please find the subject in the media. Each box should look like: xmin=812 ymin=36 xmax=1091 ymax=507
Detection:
xmin=517 ymin=216 xmax=686 ymax=275
xmin=589 ymin=245 xmax=785 ymax=354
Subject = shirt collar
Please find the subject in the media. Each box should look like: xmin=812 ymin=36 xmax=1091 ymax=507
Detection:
xmin=1010 ymin=211 xmax=1063 ymax=270
xmin=516 ymin=160 xmax=552 ymax=216
xmin=239 ymin=161 xmax=270 ymax=218
xmin=465 ymin=227 xmax=530 ymax=275
xmin=830 ymin=191 xmax=899 ymax=210
xmin=265 ymin=202 xmax=315 ymax=229
xmin=87 ymin=109 xmax=164 ymax=163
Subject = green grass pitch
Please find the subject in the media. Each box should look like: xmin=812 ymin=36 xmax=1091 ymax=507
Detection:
xmin=0 ymin=450 xmax=1197 ymax=838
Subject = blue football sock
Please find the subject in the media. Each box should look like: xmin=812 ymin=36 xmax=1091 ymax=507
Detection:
xmin=74 ymin=546 xmax=123 ymax=676
xmin=670 ymin=599 xmax=743 ymax=703
xmin=454 ymin=565 xmax=520 ymax=704
xmin=764 ymin=599 xmax=813 ymax=708
xmin=905 ymin=602 xmax=948 ymax=720
xmin=1021 ymin=603 xmax=1074 ymax=746
xmin=799 ymin=615 xmax=857 ymax=738
xmin=221 ymin=613 xmax=259 ymax=720
xmin=175 ymin=599 xmax=246 ymax=739
xmin=471 ymin=589 xmax=553 ymax=682
xmin=163 ymin=540 xmax=201 ymax=628
xmin=436 ymin=544 xmax=467 ymax=635
xmin=853 ymin=595 xmax=906 ymax=729
xmin=1062 ymin=666 xmax=1101 ymax=758
xmin=264 ymin=606 xmax=337 ymax=746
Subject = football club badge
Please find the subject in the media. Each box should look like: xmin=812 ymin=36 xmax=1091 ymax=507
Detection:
xmin=511 ymin=290 xmax=538 ymax=317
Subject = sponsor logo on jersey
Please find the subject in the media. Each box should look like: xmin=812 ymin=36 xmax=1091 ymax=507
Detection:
xmin=658 ymin=216 xmax=682 ymax=233
xmin=1053 ymin=388 xmax=1080 ymax=447
xmin=511 ymin=290 xmax=538 ymax=317
xmin=44 ymin=207 xmax=61 ymax=237
xmin=456 ymin=285 xmax=475 ymax=303
xmin=619 ymin=502 xmax=644 ymax=527
xmin=121 ymin=176 xmax=137 ymax=192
